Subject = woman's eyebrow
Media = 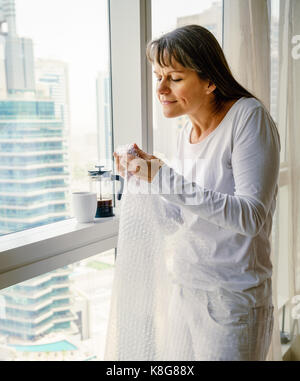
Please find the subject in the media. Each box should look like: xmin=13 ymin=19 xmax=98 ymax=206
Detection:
xmin=153 ymin=70 xmax=184 ymax=74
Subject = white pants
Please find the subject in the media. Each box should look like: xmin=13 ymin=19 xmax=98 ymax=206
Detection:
xmin=161 ymin=280 xmax=274 ymax=361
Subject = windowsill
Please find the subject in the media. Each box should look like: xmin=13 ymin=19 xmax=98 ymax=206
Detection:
xmin=0 ymin=214 xmax=120 ymax=252
xmin=282 ymin=342 xmax=292 ymax=358
xmin=0 ymin=214 xmax=120 ymax=290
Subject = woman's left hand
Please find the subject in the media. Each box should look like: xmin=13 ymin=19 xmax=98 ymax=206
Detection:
xmin=113 ymin=144 xmax=164 ymax=183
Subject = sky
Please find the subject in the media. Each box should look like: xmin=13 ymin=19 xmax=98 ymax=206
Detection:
xmin=14 ymin=0 xmax=220 ymax=137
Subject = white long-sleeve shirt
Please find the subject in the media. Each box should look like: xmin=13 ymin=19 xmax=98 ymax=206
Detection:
xmin=152 ymin=97 xmax=281 ymax=293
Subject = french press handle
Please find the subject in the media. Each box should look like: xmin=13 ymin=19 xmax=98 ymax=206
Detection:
xmin=111 ymin=174 xmax=124 ymax=201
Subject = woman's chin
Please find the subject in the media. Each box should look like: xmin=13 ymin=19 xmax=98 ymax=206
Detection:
xmin=162 ymin=110 xmax=181 ymax=118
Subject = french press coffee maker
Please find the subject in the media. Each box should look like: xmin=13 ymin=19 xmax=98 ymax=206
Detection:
xmin=88 ymin=166 xmax=124 ymax=217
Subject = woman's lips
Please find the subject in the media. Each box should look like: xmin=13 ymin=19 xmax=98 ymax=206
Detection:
xmin=161 ymin=100 xmax=177 ymax=105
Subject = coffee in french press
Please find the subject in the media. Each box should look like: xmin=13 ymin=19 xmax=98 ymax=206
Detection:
xmin=88 ymin=166 xmax=124 ymax=218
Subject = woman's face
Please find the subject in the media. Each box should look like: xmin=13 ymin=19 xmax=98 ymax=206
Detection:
xmin=154 ymin=59 xmax=216 ymax=118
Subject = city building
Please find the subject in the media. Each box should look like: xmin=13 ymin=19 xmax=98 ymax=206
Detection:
xmin=0 ymin=0 xmax=35 ymax=94
xmin=0 ymin=97 xmax=70 ymax=235
xmin=35 ymin=59 xmax=70 ymax=133
xmin=0 ymin=267 xmax=78 ymax=342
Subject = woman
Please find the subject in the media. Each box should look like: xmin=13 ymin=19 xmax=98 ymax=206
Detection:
xmin=113 ymin=25 xmax=280 ymax=361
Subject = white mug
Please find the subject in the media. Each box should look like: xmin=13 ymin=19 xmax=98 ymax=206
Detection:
xmin=72 ymin=192 xmax=97 ymax=223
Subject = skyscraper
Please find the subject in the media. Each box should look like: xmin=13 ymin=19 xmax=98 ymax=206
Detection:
xmin=35 ymin=59 xmax=70 ymax=132
xmin=0 ymin=97 xmax=70 ymax=235
xmin=0 ymin=267 xmax=78 ymax=342
xmin=0 ymin=0 xmax=35 ymax=94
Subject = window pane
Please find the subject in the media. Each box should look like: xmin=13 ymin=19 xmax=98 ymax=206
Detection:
xmin=151 ymin=0 xmax=223 ymax=163
xmin=0 ymin=0 xmax=112 ymax=235
xmin=0 ymin=249 xmax=115 ymax=361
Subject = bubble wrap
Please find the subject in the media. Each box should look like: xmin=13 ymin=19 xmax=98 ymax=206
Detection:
xmin=115 ymin=143 xmax=138 ymax=156
xmin=103 ymin=175 xmax=274 ymax=360
xmin=104 ymin=176 xmax=184 ymax=360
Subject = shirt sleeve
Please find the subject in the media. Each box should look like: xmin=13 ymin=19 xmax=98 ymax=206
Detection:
xmin=157 ymin=123 xmax=185 ymax=230
xmin=151 ymin=106 xmax=281 ymax=237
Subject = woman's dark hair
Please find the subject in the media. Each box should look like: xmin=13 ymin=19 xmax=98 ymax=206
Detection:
xmin=146 ymin=24 xmax=257 ymax=113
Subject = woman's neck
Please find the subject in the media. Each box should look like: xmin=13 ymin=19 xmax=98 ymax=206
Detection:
xmin=188 ymin=99 xmax=238 ymax=143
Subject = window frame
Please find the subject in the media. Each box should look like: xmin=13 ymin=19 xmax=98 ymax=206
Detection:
xmin=0 ymin=217 xmax=119 ymax=290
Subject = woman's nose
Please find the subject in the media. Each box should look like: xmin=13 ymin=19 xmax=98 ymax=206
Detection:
xmin=157 ymin=79 xmax=170 ymax=94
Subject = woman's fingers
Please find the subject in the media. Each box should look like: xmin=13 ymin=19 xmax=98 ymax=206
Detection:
xmin=113 ymin=149 xmax=162 ymax=183
xmin=113 ymin=152 xmax=120 ymax=173
xmin=127 ymin=157 xmax=143 ymax=174
xmin=133 ymin=144 xmax=155 ymax=160
xmin=113 ymin=152 xmax=125 ymax=177
xmin=113 ymin=152 xmax=118 ymax=169
xmin=114 ymin=152 xmax=135 ymax=178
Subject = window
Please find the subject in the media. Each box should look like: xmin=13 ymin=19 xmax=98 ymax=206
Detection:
xmin=0 ymin=0 xmax=112 ymax=236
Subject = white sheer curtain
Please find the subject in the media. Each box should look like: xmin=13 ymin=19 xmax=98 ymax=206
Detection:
xmin=278 ymin=0 xmax=300 ymax=351
xmin=223 ymin=0 xmax=271 ymax=109
xmin=223 ymin=0 xmax=282 ymax=360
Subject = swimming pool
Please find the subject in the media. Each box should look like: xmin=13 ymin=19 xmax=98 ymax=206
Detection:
xmin=9 ymin=340 xmax=78 ymax=352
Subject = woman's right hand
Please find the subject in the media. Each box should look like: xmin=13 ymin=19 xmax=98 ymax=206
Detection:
xmin=113 ymin=144 xmax=164 ymax=183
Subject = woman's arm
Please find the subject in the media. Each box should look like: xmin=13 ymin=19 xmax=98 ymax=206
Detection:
xmin=151 ymin=107 xmax=281 ymax=237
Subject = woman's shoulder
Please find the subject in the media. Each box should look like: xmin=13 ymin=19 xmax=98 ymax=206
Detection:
xmin=232 ymin=97 xmax=280 ymax=147
xmin=235 ymin=96 xmax=266 ymax=115
xmin=232 ymin=97 xmax=275 ymax=129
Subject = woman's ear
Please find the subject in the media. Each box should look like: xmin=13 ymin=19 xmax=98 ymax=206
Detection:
xmin=206 ymin=80 xmax=216 ymax=94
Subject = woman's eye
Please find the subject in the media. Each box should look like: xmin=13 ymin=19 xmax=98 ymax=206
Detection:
xmin=155 ymin=77 xmax=182 ymax=82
